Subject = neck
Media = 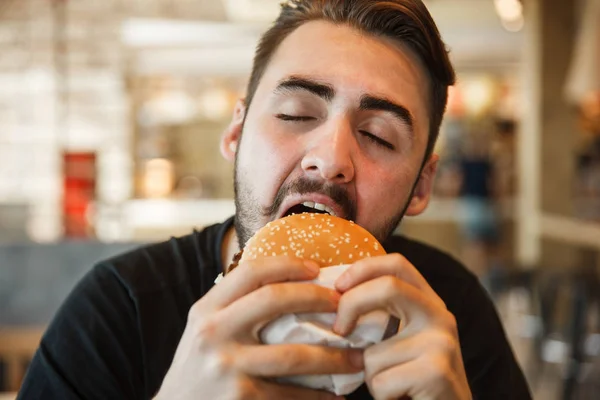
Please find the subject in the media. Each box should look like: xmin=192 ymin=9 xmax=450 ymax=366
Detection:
xmin=221 ymin=225 xmax=240 ymax=272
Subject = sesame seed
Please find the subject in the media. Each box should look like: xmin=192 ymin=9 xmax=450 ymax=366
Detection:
xmin=258 ymin=248 xmax=264 ymax=253
xmin=349 ymin=254 xmax=353 ymax=259
xmin=364 ymin=238 xmax=368 ymax=242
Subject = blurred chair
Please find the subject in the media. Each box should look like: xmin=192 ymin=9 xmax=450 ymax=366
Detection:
xmin=490 ymin=262 xmax=600 ymax=399
xmin=0 ymin=327 xmax=43 ymax=392
xmin=565 ymin=264 xmax=600 ymax=400
xmin=515 ymin=263 xmax=600 ymax=400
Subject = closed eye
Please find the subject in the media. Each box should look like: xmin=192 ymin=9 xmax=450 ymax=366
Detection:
xmin=275 ymin=114 xmax=317 ymax=122
xmin=360 ymin=130 xmax=395 ymax=150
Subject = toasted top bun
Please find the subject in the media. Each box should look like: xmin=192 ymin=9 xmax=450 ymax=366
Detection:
xmin=239 ymin=213 xmax=386 ymax=267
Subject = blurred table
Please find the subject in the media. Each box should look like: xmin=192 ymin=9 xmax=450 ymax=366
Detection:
xmin=0 ymin=327 xmax=44 ymax=392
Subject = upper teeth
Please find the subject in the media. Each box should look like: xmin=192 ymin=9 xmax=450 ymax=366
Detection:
xmin=302 ymin=201 xmax=336 ymax=216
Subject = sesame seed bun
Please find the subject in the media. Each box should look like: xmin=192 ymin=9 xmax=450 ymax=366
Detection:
xmin=238 ymin=213 xmax=386 ymax=267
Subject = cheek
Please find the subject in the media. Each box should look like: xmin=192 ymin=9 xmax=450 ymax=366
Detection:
xmin=356 ymin=161 xmax=418 ymax=211
xmin=239 ymin=119 xmax=299 ymax=195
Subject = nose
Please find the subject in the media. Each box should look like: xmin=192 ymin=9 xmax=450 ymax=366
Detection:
xmin=300 ymin=118 xmax=355 ymax=184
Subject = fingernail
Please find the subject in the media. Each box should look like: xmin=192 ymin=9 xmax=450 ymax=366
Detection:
xmin=349 ymin=349 xmax=364 ymax=369
xmin=304 ymin=260 xmax=320 ymax=274
xmin=333 ymin=319 xmax=346 ymax=336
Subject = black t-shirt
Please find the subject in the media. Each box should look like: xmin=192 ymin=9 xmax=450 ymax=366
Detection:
xmin=18 ymin=217 xmax=531 ymax=399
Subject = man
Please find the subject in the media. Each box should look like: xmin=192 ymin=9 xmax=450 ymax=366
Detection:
xmin=19 ymin=1 xmax=532 ymax=399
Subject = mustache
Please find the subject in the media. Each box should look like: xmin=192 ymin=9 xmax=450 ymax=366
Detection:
xmin=263 ymin=178 xmax=356 ymax=221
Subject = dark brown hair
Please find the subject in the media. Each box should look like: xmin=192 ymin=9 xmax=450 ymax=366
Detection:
xmin=245 ymin=0 xmax=456 ymax=159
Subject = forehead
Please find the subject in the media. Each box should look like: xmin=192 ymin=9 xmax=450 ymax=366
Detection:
xmin=254 ymin=20 xmax=430 ymax=136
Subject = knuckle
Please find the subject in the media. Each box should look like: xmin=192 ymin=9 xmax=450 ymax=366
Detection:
xmin=380 ymin=275 xmax=400 ymax=294
xmin=210 ymin=350 xmax=236 ymax=376
xmin=440 ymin=311 xmax=458 ymax=334
xmin=190 ymin=316 xmax=220 ymax=345
xmin=429 ymin=355 xmax=452 ymax=382
xmin=390 ymin=253 xmax=407 ymax=268
xmin=256 ymin=283 xmax=282 ymax=302
xmin=433 ymin=331 xmax=458 ymax=353
xmin=279 ymin=349 xmax=309 ymax=372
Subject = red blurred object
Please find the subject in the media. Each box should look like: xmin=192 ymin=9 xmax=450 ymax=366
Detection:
xmin=63 ymin=152 xmax=96 ymax=238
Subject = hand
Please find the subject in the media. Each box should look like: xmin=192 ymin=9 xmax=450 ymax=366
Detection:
xmin=333 ymin=254 xmax=472 ymax=400
xmin=154 ymin=256 xmax=362 ymax=400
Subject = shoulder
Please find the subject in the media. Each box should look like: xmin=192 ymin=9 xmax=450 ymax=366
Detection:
xmin=99 ymin=218 xmax=232 ymax=295
xmin=383 ymin=234 xmax=477 ymax=285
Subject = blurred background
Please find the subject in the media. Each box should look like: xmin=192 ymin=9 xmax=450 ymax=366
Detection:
xmin=0 ymin=0 xmax=599 ymax=398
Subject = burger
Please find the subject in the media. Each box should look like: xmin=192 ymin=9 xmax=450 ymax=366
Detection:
xmin=227 ymin=212 xmax=386 ymax=273
xmin=224 ymin=212 xmax=392 ymax=395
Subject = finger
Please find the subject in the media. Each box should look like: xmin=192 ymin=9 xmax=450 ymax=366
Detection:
xmin=203 ymin=256 xmax=321 ymax=309
xmin=217 ymin=283 xmax=340 ymax=339
xmin=251 ymin=378 xmax=345 ymax=400
xmin=364 ymin=330 xmax=458 ymax=379
xmin=366 ymin=355 xmax=459 ymax=400
xmin=236 ymin=343 xmax=364 ymax=377
xmin=335 ymin=253 xmax=437 ymax=299
xmin=334 ymin=276 xmax=447 ymax=336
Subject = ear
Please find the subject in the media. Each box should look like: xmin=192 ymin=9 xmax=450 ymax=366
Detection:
xmin=220 ymin=99 xmax=246 ymax=162
xmin=404 ymin=154 xmax=439 ymax=217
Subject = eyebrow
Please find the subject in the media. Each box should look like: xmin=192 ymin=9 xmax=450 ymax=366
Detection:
xmin=359 ymin=95 xmax=414 ymax=134
xmin=274 ymin=76 xmax=415 ymax=135
xmin=274 ymin=76 xmax=335 ymax=102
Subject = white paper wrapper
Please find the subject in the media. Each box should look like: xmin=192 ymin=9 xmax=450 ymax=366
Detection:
xmin=214 ymin=264 xmax=390 ymax=395
xmin=260 ymin=264 xmax=390 ymax=395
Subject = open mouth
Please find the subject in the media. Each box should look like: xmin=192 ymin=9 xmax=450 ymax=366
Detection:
xmin=283 ymin=201 xmax=337 ymax=218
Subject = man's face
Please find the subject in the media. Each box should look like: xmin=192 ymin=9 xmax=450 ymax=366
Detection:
xmin=226 ymin=21 xmax=435 ymax=247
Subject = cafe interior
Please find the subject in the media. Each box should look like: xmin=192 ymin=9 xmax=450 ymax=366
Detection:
xmin=1 ymin=0 xmax=600 ymax=398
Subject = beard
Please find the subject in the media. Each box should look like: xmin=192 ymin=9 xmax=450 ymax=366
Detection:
xmin=233 ymin=153 xmax=419 ymax=249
